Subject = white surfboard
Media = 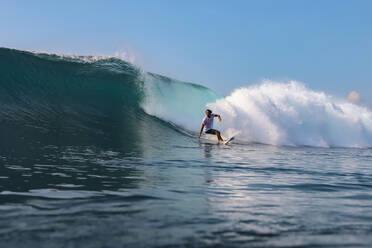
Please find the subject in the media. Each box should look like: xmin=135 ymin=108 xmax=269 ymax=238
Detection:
xmin=223 ymin=136 xmax=235 ymax=145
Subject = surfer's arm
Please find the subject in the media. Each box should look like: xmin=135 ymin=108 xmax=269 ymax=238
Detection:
xmin=199 ymin=124 xmax=205 ymax=138
xmin=214 ymin=114 xmax=222 ymax=121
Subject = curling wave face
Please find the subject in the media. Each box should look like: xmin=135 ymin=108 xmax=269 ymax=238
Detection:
xmin=0 ymin=48 xmax=219 ymax=152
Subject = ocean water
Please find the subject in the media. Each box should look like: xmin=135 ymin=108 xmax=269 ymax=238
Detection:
xmin=1 ymin=48 xmax=372 ymax=247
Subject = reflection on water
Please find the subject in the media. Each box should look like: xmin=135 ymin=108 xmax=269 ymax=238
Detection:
xmin=1 ymin=138 xmax=372 ymax=247
xmin=199 ymin=141 xmax=214 ymax=158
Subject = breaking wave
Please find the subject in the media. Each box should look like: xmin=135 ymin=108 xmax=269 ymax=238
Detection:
xmin=1 ymin=47 xmax=371 ymax=148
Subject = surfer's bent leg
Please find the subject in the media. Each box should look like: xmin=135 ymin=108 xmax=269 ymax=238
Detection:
xmin=216 ymin=130 xmax=224 ymax=142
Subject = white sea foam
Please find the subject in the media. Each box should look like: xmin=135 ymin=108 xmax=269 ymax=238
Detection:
xmin=207 ymin=81 xmax=372 ymax=147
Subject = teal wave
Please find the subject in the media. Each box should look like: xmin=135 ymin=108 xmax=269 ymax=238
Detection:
xmin=0 ymin=48 xmax=219 ymax=150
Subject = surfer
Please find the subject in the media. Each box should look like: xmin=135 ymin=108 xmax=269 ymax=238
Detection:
xmin=198 ymin=109 xmax=225 ymax=142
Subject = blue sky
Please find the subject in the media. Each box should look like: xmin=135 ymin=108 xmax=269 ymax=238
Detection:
xmin=1 ymin=0 xmax=371 ymax=105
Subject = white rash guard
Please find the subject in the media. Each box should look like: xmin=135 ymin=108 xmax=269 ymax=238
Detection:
xmin=202 ymin=114 xmax=215 ymax=131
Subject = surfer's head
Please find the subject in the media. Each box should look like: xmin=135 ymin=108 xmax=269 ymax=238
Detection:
xmin=205 ymin=109 xmax=212 ymax=117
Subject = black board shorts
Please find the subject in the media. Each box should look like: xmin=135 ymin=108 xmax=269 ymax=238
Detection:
xmin=205 ymin=129 xmax=218 ymax=135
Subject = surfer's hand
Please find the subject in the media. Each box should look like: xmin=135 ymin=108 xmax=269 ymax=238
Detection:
xmin=218 ymin=116 xmax=222 ymax=122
